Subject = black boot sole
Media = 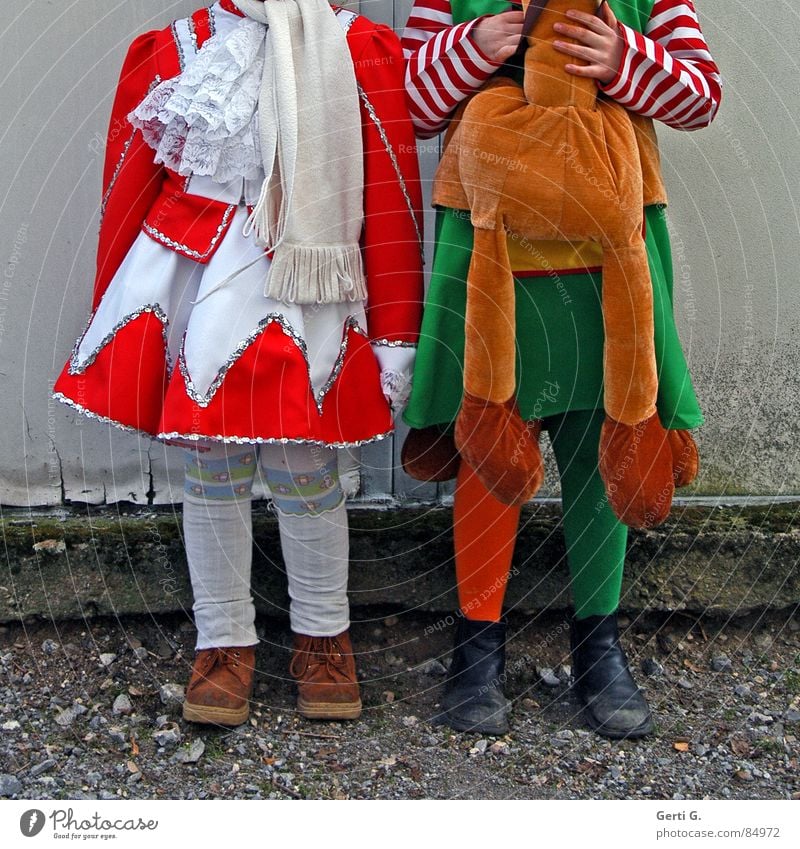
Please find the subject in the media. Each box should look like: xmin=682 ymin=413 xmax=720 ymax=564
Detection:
xmin=433 ymin=708 xmax=510 ymax=736
xmin=578 ymin=700 xmax=654 ymax=739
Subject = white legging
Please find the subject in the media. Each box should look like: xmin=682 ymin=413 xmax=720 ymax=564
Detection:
xmin=182 ymin=441 xmax=349 ymax=649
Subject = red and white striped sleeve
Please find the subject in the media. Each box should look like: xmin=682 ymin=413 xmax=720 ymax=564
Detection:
xmin=401 ymin=0 xmax=502 ymax=137
xmin=599 ymin=0 xmax=721 ymax=130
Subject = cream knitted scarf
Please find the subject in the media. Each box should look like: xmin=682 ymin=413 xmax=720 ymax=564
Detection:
xmin=232 ymin=0 xmax=365 ymax=304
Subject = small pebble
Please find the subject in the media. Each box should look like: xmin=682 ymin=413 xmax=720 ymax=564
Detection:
xmin=402 ymin=716 xmax=419 ymax=728
xmin=30 ymin=758 xmax=57 ymax=777
xmin=2 ymin=720 xmax=20 ymax=731
xmin=41 ymin=639 xmax=59 ymax=655
xmin=734 ymin=684 xmax=753 ymax=699
xmin=538 ymin=667 xmax=561 ymax=687
xmin=107 ymin=727 xmax=128 ymax=746
xmin=490 ymin=741 xmax=509 ymax=755
xmin=172 ymin=738 xmax=205 ymax=765
xmin=153 ymin=724 xmax=182 ymax=748
xmin=33 ymin=539 xmax=66 ymax=555
xmin=677 ymin=677 xmax=694 ymax=690
xmin=0 ymin=774 xmax=22 ymax=797
xmin=782 ymin=708 xmax=800 ymax=724
xmin=133 ymin=647 xmax=149 ymax=661
xmin=641 ymin=658 xmax=663 ymax=677
xmin=56 ymin=703 xmax=88 ymax=727
xmin=711 ymin=654 xmax=732 ymax=672
xmin=159 ymin=683 xmax=185 ymax=707
xmin=98 ymin=653 xmax=117 ymax=668
xmin=156 ymin=639 xmax=175 ymax=659
xmin=113 ymin=694 xmax=134 ymax=716
xmin=417 ymin=659 xmax=447 ymax=677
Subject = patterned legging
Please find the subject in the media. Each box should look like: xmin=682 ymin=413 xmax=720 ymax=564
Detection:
xmin=182 ymin=441 xmax=349 ymax=649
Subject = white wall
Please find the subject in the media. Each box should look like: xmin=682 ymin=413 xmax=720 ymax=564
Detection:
xmin=1 ymin=0 xmax=797 ymax=507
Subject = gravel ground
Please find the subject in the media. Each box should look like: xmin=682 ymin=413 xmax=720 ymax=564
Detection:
xmin=1 ymin=609 xmax=799 ymax=800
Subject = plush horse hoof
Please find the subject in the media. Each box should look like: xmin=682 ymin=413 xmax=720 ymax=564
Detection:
xmin=454 ymin=392 xmax=544 ymax=505
xmin=599 ymin=413 xmax=675 ymax=529
xmin=401 ymin=426 xmax=461 ymax=482
xmin=667 ymin=429 xmax=699 ymax=487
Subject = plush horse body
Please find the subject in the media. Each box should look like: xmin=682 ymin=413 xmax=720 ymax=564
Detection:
xmin=403 ymin=0 xmax=698 ymax=527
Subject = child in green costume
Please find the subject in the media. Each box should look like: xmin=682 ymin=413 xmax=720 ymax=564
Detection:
xmin=401 ymin=0 xmax=721 ymax=736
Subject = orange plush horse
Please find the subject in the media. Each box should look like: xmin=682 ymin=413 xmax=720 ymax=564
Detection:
xmin=403 ymin=0 xmax=698 ymax=528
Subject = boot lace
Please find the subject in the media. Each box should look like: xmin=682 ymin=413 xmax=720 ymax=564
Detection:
xmin=290 ymin=637 xmax=347 ymax=678
xmin=189 ymin=648 xmax=246 ymax=691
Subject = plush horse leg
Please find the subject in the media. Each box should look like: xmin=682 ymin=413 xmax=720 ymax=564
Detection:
xmin=597 ymin=238 xmax=673 ymax=528
xmin=401 ymin=425 xmax=460 ymax=482
xmin=455 ymin=226 xmax=544 ymax=505
xmin=667 ymin=429 xmax=700 ymax=487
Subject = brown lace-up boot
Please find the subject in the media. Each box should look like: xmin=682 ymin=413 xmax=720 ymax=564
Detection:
xmin=290 ymin=631 xmax=362 ymax=720
xmin=182 ymin=646 xmax=256 ymax=726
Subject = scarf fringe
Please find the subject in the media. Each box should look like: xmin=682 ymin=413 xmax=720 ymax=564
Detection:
xmin=266 ymin=242 xmax=367 ymax=304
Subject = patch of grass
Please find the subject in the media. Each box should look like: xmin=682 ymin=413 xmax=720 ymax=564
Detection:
xmin=755 ymin=738 xmax=784 ymax=756
xmin=782 ymin=669 xmax=800 ymax=695
xmin=201 ymin=735 xmax=227 ymax=760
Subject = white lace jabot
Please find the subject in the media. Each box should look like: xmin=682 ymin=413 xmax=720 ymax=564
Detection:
xmin=129 ymin=17 xmax=267 ymax=184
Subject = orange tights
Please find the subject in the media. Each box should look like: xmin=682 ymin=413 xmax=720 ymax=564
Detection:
xmin=453 ymin=460 xmax=521 ymax=622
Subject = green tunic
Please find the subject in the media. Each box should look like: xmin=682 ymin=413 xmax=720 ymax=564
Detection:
xmin=403 ymin=0 xmax=704 ymax=432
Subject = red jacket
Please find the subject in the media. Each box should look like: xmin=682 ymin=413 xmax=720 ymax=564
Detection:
xmin=95 ymin=0 xmax=424 ymax=343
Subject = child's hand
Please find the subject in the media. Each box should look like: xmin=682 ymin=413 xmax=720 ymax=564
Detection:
xmin=472 ymin=10 xmax=526 ymax=64
xmin=552 ymin=1 xmax=623 ymax=84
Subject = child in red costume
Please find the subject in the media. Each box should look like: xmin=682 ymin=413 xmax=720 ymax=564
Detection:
xmin=52 ymin=0 xmax=423 ymax=725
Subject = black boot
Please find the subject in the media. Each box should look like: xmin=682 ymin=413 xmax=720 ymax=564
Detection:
xmin=436 ymin=617 xmax=511 ymax=735
xmin=570 ymin=612 xmax=653 ymax=739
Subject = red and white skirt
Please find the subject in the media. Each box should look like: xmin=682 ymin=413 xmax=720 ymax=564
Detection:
xmin=52 ymin=205 xmax=394 ymax=447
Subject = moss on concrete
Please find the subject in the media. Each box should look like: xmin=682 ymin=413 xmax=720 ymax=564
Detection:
xmin=1 ymin=502 xmax=798 ymax=623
